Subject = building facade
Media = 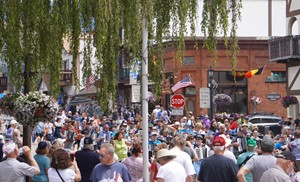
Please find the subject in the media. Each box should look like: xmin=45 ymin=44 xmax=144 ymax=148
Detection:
xmin=268 ymin=0 xmax=300 ymax=118
xmin=161 ymin=38 xmax=286 ymax=117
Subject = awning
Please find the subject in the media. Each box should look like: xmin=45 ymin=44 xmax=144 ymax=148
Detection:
xmin=67 ymin=98 xmax=97 ymax=106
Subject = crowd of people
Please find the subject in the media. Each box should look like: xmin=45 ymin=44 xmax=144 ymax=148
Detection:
xmin=0 ymin=103 xmax=300 ymax=182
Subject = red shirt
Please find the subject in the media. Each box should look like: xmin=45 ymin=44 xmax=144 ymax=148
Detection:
xmin=230 ymin=121 xmax=238 ymax=130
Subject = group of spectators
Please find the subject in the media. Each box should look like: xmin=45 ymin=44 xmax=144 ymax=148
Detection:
xmin=0 ymin=103 xmax=300 ymax=182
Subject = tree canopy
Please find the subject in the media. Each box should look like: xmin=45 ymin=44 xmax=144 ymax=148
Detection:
xmin=0 ymin=0 xmax=242 ymax=111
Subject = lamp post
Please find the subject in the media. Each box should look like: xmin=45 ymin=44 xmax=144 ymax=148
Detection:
xmin=207 ymin=67 xmax=214 ymax=120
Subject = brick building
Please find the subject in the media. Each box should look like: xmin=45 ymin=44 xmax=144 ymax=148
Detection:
xmin=162 ymin=38 xmax=287 ymax=117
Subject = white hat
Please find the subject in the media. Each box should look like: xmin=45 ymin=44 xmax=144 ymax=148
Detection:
xmin=3 ymin=142 xmax=16 ymax=154
xmin=219 ymin=134 xmax=232 ymax=148
xmin=175 ymin=121 xmax=180 ymax=125
xmin=154 ymin=149 xmax=177 ymax=162
xmin=151 ymin=132 xmax=158 ymax=136
xmin=10 ymin=119 xmax=18 ymax=125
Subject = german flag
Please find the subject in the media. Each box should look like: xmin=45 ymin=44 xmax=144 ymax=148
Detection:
xmin=245 ymin=65 xmax=266 ymax=78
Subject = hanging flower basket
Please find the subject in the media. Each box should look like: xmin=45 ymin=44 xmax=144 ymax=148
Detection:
xmin=213 ymin=94 xmax=232 ymax=106
xmin=0 ymin=93 xmax=21 ymax=116
xmin=281 ymin=95 xmax=298 ymax=108
xmin=35 ymin=107 xmax=45 ymax=118
xmin=0 ymin=91 xmax=59 ymax=126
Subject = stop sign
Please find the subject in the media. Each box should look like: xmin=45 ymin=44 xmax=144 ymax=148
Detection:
xmin=171 ymin=94 xmax=185 ymax=108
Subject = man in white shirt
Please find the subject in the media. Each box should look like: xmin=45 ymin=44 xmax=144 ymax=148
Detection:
xmin=0 ymin=142 xmax=40 ymax=182
xmin=156 ymin=149 xmax=186 ymax=182
xmin=170 ymin=136 xmax=196 ymax=182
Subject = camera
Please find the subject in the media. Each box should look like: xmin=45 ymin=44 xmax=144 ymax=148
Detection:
xmin=19 ymin=148 xmax=24 ymax=155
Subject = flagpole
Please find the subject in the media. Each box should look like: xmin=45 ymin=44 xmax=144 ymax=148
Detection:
xmin=188 ymin=74 xmax=197 ymax=90
xmin=141 ymin=18 xmax=149 ymax=182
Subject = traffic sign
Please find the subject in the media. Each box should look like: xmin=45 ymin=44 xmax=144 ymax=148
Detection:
xmin=171 ymin=94 xmax=185 ymax=108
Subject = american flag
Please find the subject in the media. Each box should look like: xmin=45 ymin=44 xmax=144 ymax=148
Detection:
xmin=85 ymin=74 xmax=95 ymax=90
xmin=171 ymin=75 xmax=193 ymax=93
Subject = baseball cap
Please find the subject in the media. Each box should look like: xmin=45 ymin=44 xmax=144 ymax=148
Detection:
xmin=84 ymin=137 xmax=93 ymax=144
xmin=3 ymin=141 xmax=16 ymax=154
xmin=38 ymin=141 xmax=48 ymax=149
xmin=276 ymin=151 xmax=296 ymax=164
xmin=195 ymin=134 xmax=203 ymax=140
xmin=261 ymin=135 xmax=275 ymax=152
xmin=174 ymin=121 xmax=180 ymax=125
xmin=212 ymin=136 xmax=226 ymax=146
xmin=10 ymin=119 xmax=18 ymax=125
xmin=247 ymin=138 xmax=257 ymax=147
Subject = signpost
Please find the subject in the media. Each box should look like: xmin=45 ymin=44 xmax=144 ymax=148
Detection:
xmin=200 ymin=88 xmax=210 ymax=108
xmin=170 ymin=94 xmax=185 ymax=108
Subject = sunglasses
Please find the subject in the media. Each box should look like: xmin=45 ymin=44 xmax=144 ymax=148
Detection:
xmin=99 ymin=153 xmax=107 ymax=158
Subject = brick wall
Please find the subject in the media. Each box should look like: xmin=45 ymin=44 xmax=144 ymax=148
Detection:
xmin=162 ymin=38 xmax=287 ymax=117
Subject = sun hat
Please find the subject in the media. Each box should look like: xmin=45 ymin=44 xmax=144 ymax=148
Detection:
xmin=219 ymin=134 xmax=232 ymax=147
xmin=154 ymin=149 xmax=177 ymax=162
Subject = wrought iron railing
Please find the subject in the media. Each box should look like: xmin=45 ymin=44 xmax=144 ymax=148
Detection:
xmin=269 ymin=35 xmax=300 ymax=62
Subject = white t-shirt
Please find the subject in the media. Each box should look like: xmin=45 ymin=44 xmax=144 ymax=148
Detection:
xmin=157 ymin=160 xmax=187 ymax=182
xmin=48 ymin=168 xmax=75 ymax=182
xmin=170 ymin=147 xmax=196 ymax=176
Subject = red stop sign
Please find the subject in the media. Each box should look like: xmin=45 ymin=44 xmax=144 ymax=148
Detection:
xmin=171 ymin=94 xmax=185 ymax=108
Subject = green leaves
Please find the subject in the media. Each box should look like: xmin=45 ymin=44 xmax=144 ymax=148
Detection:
xmin=0 ymin=0 xmax=242 ymax=110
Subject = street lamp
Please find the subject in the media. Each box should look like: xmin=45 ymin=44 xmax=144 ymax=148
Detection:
xmin=207 ymin=66 xmax=214 ymax=120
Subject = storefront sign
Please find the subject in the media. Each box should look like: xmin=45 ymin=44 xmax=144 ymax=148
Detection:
xmin=266 ymin=93 xmax=281 ymax=101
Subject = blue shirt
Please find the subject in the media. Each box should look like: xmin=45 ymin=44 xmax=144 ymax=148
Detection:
xmin=275 ymin=141 xmax=285 ymax=150
xmin=32 ymin=154 xmax=50 ymax=182
xmin=90 ymin=162 xmax=132 ymax=182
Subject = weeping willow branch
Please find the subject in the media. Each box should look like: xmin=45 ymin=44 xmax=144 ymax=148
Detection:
xmin=0 ymin=0 xmax=242 ymax=110
xmin=201 ymin=0 xmax=242 ymax=72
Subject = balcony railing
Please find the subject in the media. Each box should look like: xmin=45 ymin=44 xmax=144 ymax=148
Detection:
xmin=269 ymin=35 xmax=300 ymax=62
xmin=0 ymin=77 xmax=7 ymax=92
xmin=60 ymin=70 xmax=73 ymax=86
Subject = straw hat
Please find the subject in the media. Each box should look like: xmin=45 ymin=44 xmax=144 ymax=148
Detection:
xmin=154 ymin=149 xmax=177 ymax=162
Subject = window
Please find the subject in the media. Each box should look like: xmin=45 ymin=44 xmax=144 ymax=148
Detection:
xmin=63 ymin=59 xmax=70 ymax=70
xmin=185 ymin=87 xmax=196 ymax=95
xmin=265 ymin=71 xmax=286 ymax=83
xmin=183 ymin=56 xmax=194 ymax=65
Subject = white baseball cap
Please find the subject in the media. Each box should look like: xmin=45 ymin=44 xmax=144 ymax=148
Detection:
xmin=3 ymin=142 xmax=16 ymax=154
xmin=10 ymin=119 xmax=18 ymax=125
